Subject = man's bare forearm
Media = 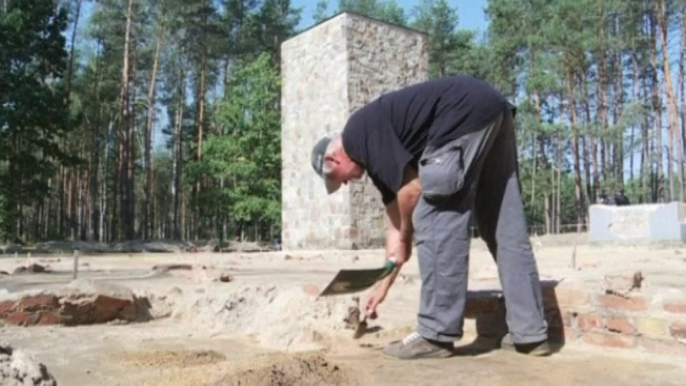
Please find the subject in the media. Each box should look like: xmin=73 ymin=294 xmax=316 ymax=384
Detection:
xmin=384 ymin=167 xmax=421 ymax=264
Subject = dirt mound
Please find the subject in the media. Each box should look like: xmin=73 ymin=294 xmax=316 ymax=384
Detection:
xmin=29 ymin=239 xmax=197 ymax=254
xmin=213 ymin=353 xmax=349 ymax=386
xmin=163 ymin=284 xmax=358 ymax=351
xmin=0 ymin=244 xmax=23 ymax=254
xmin=34 ymin=240 xmax=110 ymax=254
xmin=0 ymin=342 xmax=57 ymax=386
xmin=109 ymin=240 xmax=196 ymax=253
xmin=13 ymin=263 xmax=51 ymax=275
xmin=115 ymin=349 xmax=226 ymax=368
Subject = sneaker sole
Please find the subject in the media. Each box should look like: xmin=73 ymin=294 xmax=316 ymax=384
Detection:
xmin=501 ymin=342 xmax=553 ymax=357
xmin=383 ymin=350 xmax=454 ymax=360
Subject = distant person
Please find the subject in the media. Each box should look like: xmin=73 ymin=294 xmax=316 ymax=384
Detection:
xmin=309 ymin=75 xmax=551 ymax=359
xmin=599 ymin=191 xmax=630 ymax=206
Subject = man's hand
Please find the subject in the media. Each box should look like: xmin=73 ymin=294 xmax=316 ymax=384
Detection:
xmin=365 ymin=166 xmax=421 ymax=318
xmin=366 ymin=275 xmax=393 ymax=319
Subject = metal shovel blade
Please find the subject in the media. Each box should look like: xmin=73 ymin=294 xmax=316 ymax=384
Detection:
xmin=318 ymin=260 xmax=395 ymax=297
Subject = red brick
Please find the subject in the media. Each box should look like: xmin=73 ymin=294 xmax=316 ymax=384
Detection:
xmin=554 ymin=283 xmax=592 ymax=308
xmin=564 ymin=327 xmax=580 ymax=342
xmin=670 ymin=321 xmax=686 ymax=340
xmin=606 ymin=316 xmax=635 ymax=335
xmin=582 ymin=332 xmax=635 ymax=348
xmin=638 ymin=337 xmax=686 ymax=356
xmin=6 ymin=311 xmax=40 ymax=326
xmin=664 ymin=300 xmax=686 ymax=314
xmin=562 ymin=311 xmax=574 ymax=327
xmin=597 ymin=294 xmax=649 ymax=311
xmin=36 ymin=311 xmax=63 ymax=325
xmin=0 ymin=300 xmax=16 ymax=314
xmin=577 ymin=313 xmax=604 ymax=331
xmin=15 ymin=294 xmax=59 ymax=312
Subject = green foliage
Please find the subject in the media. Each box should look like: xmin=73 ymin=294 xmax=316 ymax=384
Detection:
xmin=337 ymin=0 xmax=407 ymax=25
xmin=0 ymin=192 xmax=5 ymax=241
xmin=249 ymin=0 xmax=302 ymax=59
xmin=197 ymin=53 xmax=281 ymax=238
xmin=6 ymin=0 xmax=686 ymax=242
xmin=410 ymin=0 xmax=460 ymax=77
xmin=0 ymin=0 xmax=74 ymax=238
xmin=313 ymin=0 xmax=331 ymax=23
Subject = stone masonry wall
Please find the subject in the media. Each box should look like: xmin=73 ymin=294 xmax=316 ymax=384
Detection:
xmin=281 ymin=13 xmax=428 ymax=250
xmin=281 ymin=15 xmax=352 ymax=250
xmin=345 ymin=15 xmax=429 ymax=249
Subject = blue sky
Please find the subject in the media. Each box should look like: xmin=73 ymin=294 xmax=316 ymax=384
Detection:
xmin=292 ymin=0 xmax=490 ymax=35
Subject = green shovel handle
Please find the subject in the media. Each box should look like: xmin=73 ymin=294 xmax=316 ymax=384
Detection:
xmin=378 ymin=259 xmax=397 ymax=280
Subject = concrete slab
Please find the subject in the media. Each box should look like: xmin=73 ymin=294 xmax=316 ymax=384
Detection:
xmin=589 ymin=202 xmax=686 ymax=242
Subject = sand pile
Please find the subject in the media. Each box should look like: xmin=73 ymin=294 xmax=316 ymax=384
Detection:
xmin=115 ymin=349 xmax=227 ymax=369
xmin=162 ymin=283 xmax=359 ymax=351
xmin=212 ymin=353 xmax=349 ymax=386
xmin=0 ymin=342 xmax=57 ymax=386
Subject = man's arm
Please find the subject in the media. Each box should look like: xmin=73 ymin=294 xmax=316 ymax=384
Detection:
xmin=366 ymin=166 xmax=422 ymax=318
xmin=385 ymin=166 xmax=422 ymax=265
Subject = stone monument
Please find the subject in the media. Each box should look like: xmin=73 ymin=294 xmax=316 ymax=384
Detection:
xmin=280 ymin=12 xmax=429 ymax=250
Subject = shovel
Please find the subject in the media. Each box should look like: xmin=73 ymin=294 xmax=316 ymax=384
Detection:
xmin=318 ymin=259 xmax=396 ymax=297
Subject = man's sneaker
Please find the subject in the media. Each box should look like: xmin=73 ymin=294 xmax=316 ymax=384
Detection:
xmin=500 ymin=333 xmax=553 ymax=356
xmin=383 ymin=332 xmax=454 ymax=360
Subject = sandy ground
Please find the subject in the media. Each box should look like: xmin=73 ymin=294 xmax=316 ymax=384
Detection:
xmin=2 ymin=233 xmax=686 ymax=385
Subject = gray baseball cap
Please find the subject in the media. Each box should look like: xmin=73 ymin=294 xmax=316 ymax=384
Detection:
xmin=311 ymin=136 xmax=343 ymax=194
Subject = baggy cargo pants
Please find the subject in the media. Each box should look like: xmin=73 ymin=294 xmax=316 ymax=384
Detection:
xmin=412 ymin=106 xmax=548 ymax=344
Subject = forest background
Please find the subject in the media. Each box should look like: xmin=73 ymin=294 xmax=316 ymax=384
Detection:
xmin=2 ymin=0 xmax=685 ymax=243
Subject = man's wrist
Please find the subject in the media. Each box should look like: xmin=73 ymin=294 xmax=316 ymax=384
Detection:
xmin=387 ymin=254 xmax=406 ymax=266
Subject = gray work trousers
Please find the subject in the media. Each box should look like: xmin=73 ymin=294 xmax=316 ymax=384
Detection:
xmin=412 ymin=107 xmax=548 ymax=344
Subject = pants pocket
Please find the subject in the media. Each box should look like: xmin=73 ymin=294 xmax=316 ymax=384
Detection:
xmin=418 ymin=137 xmax=468 ymax=200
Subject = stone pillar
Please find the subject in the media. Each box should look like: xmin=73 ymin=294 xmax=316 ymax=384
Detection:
xmin=280 ymin=12 xmax=429 ymax=250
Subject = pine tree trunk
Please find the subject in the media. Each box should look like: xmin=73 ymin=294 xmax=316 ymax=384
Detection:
xmin=173 ymin=63 xmax=186 ymax=240
xmin=582 ymin=74 xmax=594 ymax=204
xmin=117 ymin=0 xmax=134 ymax=241
xmin=640 ymin=71 xmax=651 ymax=203
xmin=128 ymin=45 xmax=137 ymax=240
xmin=194 ymin=48 xmax=207 ymax=240
xmin=66 ymin=0 xmax=81 ymax=100
xmin=101 ymin=119 xmax=113 ymax=242
xmin=631 ymin=53 xmax=641 ymax=189
xmin=531 ymin=131 xmax=537 ymax=219
xmin=657 ymin=0 xmax=682 ymax=203
xmin=77 ymin=168 xmax=84 ymax=240
xmin=566 ymin=70 xmax=585 ymax=231
xmin=59 ymin=164 xmax=65 ymax=238
xmin=556 ymin=130 xmax=562 ymax=233
xmin=680 ymin=9 xmax=686 ymax=200
xmin=88 ymin=42 xmax=103 ymax=242
xmin=594 ymin=28 xmax=606 ymax=197
xmin=597 ymin=3 xmax=609 ymax=190
xmin=532 ymin=88 xmax=550 ymax=234
xmin=144 ymin=0 xmax=166 ymax=240
xmin=614 ymin=43 xmax=625 ymax=189
xmin=529 ymin=52 xmax=539 ymax=221
xmin=649 ymin=10 xmax=664 ymax=202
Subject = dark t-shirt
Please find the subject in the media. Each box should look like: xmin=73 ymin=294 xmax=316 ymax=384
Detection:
xmin=341 ymin=75 xmax=513 ymax=205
